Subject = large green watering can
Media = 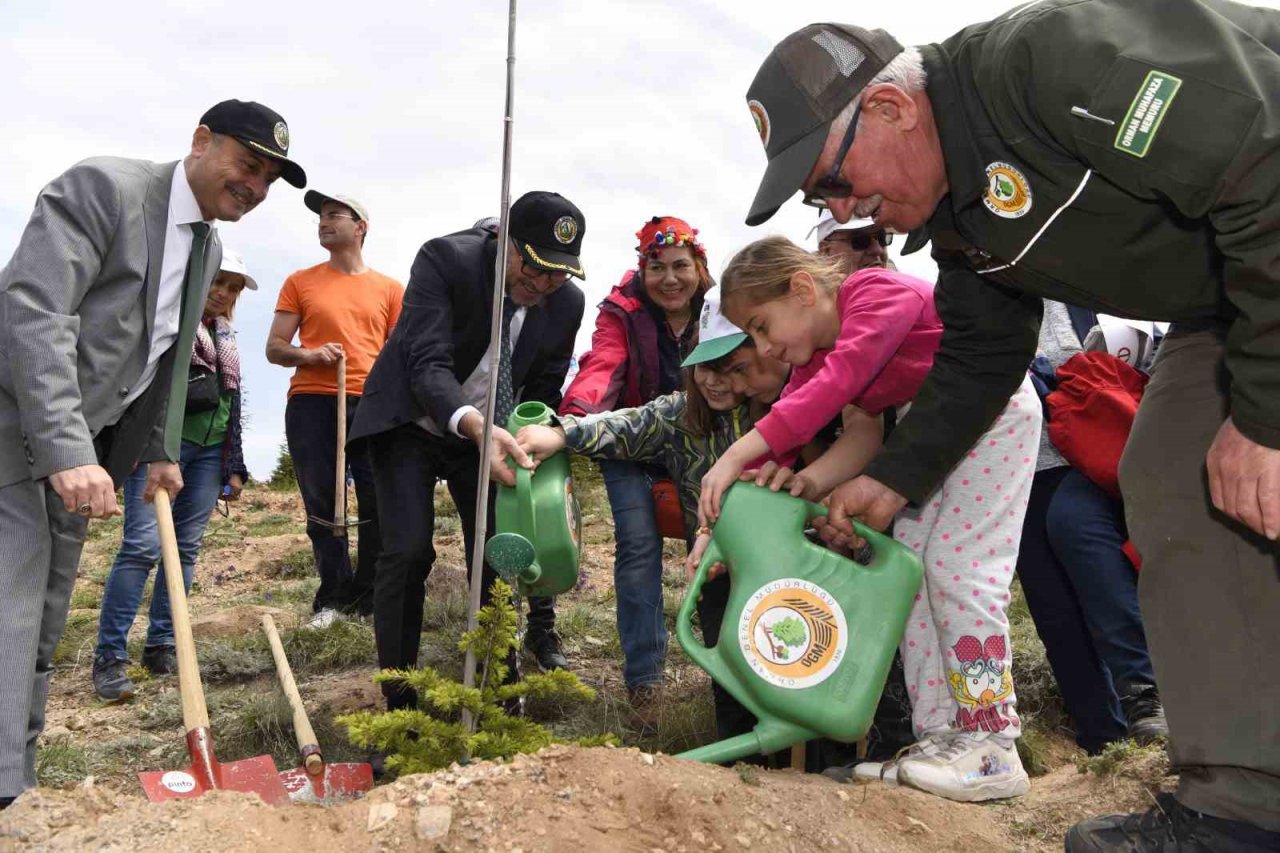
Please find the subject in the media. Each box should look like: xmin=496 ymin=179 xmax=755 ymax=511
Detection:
xmin=677 ymin=482 xmax=923 ymax=765
xmin=485 ymin=401 xmax=583 ymax=597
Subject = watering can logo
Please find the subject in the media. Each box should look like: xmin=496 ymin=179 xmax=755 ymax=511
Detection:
xmin=740 ymin=579 xmax=848 ymax=689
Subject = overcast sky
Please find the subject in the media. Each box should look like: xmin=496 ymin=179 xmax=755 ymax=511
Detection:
xmin=5 ymin=0 xmax=1274 ymax=477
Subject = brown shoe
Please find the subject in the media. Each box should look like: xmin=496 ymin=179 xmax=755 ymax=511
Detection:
xmin=627 ymin=683 xmax=664 ymax=736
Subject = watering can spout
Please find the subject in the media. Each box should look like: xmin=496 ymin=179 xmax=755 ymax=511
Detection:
xmin=485 ymin=532 xmax=542 ymax=584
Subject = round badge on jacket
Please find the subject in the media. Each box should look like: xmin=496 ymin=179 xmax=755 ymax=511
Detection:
xmin=983 ymin=161 xmax=1032 ymax=219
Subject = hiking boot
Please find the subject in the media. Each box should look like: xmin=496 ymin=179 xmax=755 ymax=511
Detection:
xmin=1119 ymin=684 xmax=1169 ymax=744
xmin=896 ymin=730 xmax=1030 ymax=802
xmin=141 ymin=645 xmax=178 ymax=676
xmin=627 ymin=683 xmax=665 ymax=737
xmin=523 ymin=629 xmax=568 ymax=672
xmin=1065 ymin=792 xmax=1280 ymax=852
xmin=92 ymin=655 xmax=136 ymax=702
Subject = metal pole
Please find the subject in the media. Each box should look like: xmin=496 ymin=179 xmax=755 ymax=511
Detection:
xmin=462 ymin=0 xmax=517 ymax=731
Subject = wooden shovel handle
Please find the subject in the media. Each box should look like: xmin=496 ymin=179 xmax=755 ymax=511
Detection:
xmin=261 ymin=615 xmax=323 ymax=774
xmin=155 ymin=490 xmax=209 ymax=731
xmin=333 ymin=354 xmax=347 ymax=533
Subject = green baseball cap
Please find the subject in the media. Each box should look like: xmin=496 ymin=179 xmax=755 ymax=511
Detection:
xmin=682 ymin=286 xmax=748 ymax=367
xmin=744 ymin=23 xmax=904 ymax=226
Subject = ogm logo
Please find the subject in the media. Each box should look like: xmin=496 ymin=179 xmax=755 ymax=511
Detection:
xmin=739 ymin=579 xmax=848 ymax=690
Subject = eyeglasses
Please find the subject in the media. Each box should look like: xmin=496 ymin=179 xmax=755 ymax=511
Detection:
xmin=802 ymin=100 xmax=863 ymax=209
xmin=827 ymin=230 xmax=893 ymax=251
xmin=520 ymin=262 xmax=572 ymax=290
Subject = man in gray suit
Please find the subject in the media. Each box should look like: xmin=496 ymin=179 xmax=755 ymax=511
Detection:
xmin=0 ymin=99 xmax=306 ymax=805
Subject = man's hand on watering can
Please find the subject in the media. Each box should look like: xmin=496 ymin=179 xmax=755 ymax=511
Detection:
xmin=515 ymin=424 xmax=566 ymax=464
xmin=487 ymin=426 xmax=533 ymax=487
xmin=825 ymin=475 xmax=907 ymax=546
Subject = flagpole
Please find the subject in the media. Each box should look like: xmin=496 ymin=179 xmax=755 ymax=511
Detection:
xmin=461 ymin=0 xmax=518 ymax=732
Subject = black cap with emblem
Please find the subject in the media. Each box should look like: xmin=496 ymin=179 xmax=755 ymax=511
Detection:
xmin=744 ymin=24 xmax=903 ymax=226
xmin=199 ymin=99 xmax=307 ymax=189
xmin=508 ymin=191 xmax=586 ymax=279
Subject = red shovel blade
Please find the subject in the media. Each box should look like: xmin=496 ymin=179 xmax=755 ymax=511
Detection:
xmin=279 ymin=762 xmax=374 ymax=803
xmin=139 ymin=729 xmax=291 ymax=806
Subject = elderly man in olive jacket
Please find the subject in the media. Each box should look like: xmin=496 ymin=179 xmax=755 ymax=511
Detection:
xmin=743 ymin=2 xmax=1280 ymax=849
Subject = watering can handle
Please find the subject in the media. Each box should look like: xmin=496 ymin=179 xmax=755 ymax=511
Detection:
xmin=515 ymin=463 xmax=536 ymax=539
xmin=802 ymin=500 xmax=893 ymax=565
xmin=675 ymin=537 xmax=724 ymax=676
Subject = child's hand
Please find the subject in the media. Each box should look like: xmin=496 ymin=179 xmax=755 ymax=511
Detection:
xmin=743 ymin=462 xmax=818 ymax=500
xmin=515 ymin=424 xmax=566 ymax=464
xmin=685 ymin=527 xmax=726 ymax=594
xmin=699 ymin=456 xmax=745 ymax=522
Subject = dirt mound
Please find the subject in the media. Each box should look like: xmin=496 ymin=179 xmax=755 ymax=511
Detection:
xmin=1 ymin=745 xmax=1029 ymax=852
xmin=191 ymin=605 xmax=298 ymax=639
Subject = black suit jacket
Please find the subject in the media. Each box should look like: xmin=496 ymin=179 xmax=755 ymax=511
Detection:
xmin=350 ymin=224 xmax=585 ymax=444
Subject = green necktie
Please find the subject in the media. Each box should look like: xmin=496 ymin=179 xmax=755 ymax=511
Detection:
xmin=160 ymin=222 xmax=211 ymax=459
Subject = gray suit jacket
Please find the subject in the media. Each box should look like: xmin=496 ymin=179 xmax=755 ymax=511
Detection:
xmin=0 ymin=157 xmax=221 ymax=488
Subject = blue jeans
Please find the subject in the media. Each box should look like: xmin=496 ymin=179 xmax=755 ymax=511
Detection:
xmin=599 ymin=459 xmax=667 ymax=688
xmin=95 ymin=441 xmax=225 ymax=661
xmin=1017 ymin=466 xmax=1156 ymax=752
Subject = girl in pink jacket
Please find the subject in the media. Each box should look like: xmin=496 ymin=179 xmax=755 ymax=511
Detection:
xmin=700 ymin=236 xmax=1040 ymax=804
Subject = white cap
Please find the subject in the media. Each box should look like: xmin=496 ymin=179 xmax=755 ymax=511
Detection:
xmin=681 ymin=286 xmax=749 ymax=366
xmin=807 ymin=210 xmax=878 ymax=244
xmin=218 ymin=249 xmax=257 ymax=290
xmin=304 ymin=190 xmax=370 ymax=223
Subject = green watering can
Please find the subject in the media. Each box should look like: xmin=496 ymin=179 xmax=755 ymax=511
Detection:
xmin=677 ymin=482 xmax=923 ymax=765
xmin=485 ymin=401 xmax=583 ymax=597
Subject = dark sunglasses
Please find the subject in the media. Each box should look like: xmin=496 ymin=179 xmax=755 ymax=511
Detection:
xmin=802 ymin=100 xmax=863 ymax=209
xmin=829 ymin=230 xmax=893 ymax=250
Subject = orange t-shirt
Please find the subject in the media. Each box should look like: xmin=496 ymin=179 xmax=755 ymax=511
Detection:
xmin=275 ymin=263 xmax=404 ymax=397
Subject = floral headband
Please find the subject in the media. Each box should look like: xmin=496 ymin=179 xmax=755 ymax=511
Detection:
xmin=635 ymin=216 xmax=707 ymax=265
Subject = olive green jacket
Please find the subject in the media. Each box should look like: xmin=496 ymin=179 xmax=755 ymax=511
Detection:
xmin=868 ymin=0 xmax=1280 ymax=502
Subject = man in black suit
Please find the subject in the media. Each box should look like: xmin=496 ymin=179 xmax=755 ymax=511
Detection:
xmin=350 ymin=192 xmax=586 ymax=710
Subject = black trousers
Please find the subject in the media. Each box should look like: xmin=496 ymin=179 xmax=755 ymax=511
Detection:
xmin=285 ymin=394 xmax=381 ymax=613
xmin=367 ymin=423 xmax=554 ymax=709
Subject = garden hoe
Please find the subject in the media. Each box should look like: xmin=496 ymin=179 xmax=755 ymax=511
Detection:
xmin=138 ymin=490 xmax=290 ymax=806
xmin=307 ymin=353 xmax=368 ymax=537
xmin=261 ymin=614 xmax=374 ymax=802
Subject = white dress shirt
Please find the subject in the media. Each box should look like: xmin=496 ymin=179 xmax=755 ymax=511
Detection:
xmin=107 ymin=163 xmax=213 ymax=424
xmin=416 ymin=304 xmax=527 ymax=438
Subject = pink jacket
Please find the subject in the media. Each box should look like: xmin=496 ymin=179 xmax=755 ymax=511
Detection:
xmin=755 ymin=269 xmax=943 ymax=456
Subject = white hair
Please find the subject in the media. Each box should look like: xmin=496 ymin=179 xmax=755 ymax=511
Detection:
xmin=834 ymin=46 xmax=927 ymax=132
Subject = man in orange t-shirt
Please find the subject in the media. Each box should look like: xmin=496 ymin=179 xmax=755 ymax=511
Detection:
xmin=266 ymin=191 xmax=403 ymax=624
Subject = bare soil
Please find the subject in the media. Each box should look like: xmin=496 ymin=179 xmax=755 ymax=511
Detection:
xmin=0 ymin=744 xmax=1169 ymax=852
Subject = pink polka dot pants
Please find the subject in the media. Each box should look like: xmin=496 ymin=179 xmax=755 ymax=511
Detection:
xmin=893 ymin=374 xmax=1039 ymax=740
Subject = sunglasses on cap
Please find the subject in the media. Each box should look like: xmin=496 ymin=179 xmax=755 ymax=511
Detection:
xmin=825 ymin=230 xmax=892 ymax=251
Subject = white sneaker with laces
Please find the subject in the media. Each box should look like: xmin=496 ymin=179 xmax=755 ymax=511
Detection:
xmin=303 ymin=608 xmax=343 ymax=631
xmin=897 ymin=730 xmax=1029 ymax=802
xmin=852 ymin=731 xmax=951 ymax=787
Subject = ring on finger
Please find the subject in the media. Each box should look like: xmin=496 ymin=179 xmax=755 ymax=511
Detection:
xmin=77 ymin=502 xmax=92 ymax=515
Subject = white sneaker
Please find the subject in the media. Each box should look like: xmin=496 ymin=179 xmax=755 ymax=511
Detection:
xmin=897 ymin=730 xmax=1030 ymax=802
xmin=303 ymin=608 xmax=343 ymax=631
xmin=852 ymin=732 xmax=951 ymax=787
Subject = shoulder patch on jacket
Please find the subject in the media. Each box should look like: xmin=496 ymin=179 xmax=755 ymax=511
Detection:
xmin=1114 ymin=70 xmax=1182 ymax=158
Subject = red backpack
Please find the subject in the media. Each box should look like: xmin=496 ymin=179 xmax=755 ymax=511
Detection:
xmin=1045 ymin=351 xmax=1148 ymax=498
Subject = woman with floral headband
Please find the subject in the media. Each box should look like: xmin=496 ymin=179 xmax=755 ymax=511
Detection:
xmin=559 ymin=216 xmax=710 ymax=723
